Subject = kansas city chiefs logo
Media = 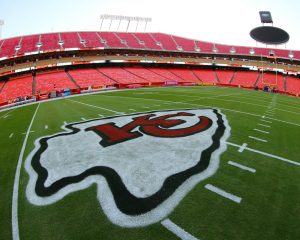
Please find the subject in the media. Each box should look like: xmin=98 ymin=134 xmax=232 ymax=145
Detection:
xmin=25 ymin=109 xmax=230 ymax=227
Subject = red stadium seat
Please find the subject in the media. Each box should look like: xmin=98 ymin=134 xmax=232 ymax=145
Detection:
xmin=0 ymin=75 xmax=32 ymax=100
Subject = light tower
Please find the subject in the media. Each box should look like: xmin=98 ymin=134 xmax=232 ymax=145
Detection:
xmin=0 ymin=19 xmax=4 ymax=39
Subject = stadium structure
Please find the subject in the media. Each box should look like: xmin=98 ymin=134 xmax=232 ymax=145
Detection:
xmin=0 ymin=28 xmax=300 ymax=240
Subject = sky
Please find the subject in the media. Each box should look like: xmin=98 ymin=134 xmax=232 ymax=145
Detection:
xmin=0 ymin=0 xmax=299 ymax=50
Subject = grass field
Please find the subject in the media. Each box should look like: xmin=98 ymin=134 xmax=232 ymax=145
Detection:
xmin=1 ymin=86 xmax=300 ymax=240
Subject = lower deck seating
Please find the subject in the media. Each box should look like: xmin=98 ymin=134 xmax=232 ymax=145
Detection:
xmin=0 ymin=75 xmax=33 ymax=101
xmin=169 ymin=69 xmax=200 ymax=82
xmin=286 ymin=76 xmax=300 ymax=95
xmin=97 ymin=68 xmax=149 ymax=84
xmin=123 ymin=67 xmax=166 ymax=83
xmin=216 ymin=70 xmax=235 ymax=84
xmin=231 ymin=71 xmax=259 ymax=86
xmin=192 ymin=69 xmax=217 ymax=83
xmin=147 ymin=68 xmax=186 ymax=82
xmin=36 ymin=71 xmax=76 ymax=93
xmin=68 ymin=69 xmax=116 ymax=87
xmin=256 ymin=73 xmax=285 ymax=92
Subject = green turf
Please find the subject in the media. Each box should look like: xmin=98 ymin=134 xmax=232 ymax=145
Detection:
xmin=0 ymin=86 xmax=299 ymax=240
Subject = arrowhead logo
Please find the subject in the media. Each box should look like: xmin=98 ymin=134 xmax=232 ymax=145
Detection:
xmin=25 ymin=108 xmax=230 ymax=227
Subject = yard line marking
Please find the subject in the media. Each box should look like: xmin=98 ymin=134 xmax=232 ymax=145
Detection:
xmin=249 ymin=136 xmax=268 ymax=142
xmin=228 ymin=161 xmax=256 ymax=173
xmin=129 ymin=109 xmax=136 ymax=111
xmin=161 ymin=219 xmax=199 ymax=240
xmin=258 ymin=123 xmax=271 ymax=128
xmin=226 ymin=141 xmax=300 ymax=167
xmin=21 ymin=131 xmax=35 ymax=135
xmin=45 ymin=125 xmax=48 ymax=129
xmin=260 ymin=119 xmax=272 ymax=123
xmin=81 ymin=117 xmax=87 ymax=121
xmin=238 ymin=143 xmax=247 ymax=153
xmin=254 ymin=129 xmax=269 ymax=134
xmin=0 ymin=108 xmax=15 ymax=119
xmin=3 ymin=114 xmax=10 ymax=118
xmin=98 ymin=114 xmax=103 ymax=117
xmin=97 ymin=94 xmax=300 ymax=127
xmin=9 ymin=133 xmax=14 ymax=138
xmin=12 ymin=103 xmax=40 ymax=240
xmin=143 ymin=106 xmax=150 ymax=108
xmin=67 ymin=99 xmax=121 ymax=114
xmin=205 ymin=184 xmax=242 ymax=203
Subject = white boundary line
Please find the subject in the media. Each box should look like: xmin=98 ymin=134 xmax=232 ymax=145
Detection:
xmin=226 ymin=141 xmax=300 ymax=167
xmin=253 ymin=129 xmax=269 ymax=134
xmin=258 ymin=123 xmax=271 ymax=128
xmin=67 ymin=99 xmax=121 ymax=114
xmin=12 ymin=103 xmax=40 ymax=240
xmin=161 ymin=219 xmax=199 ymax=240
xmin=260 ymin=119 xmax=272 ymax=123
xmin=249 ymin=136 xmax=268 ymax=142
xmin=238 ymin=143 xmax=247 ymax=153
xmin=204 ymin=184 xmax=242 ymax=203
xmin=228 ymin=161 xmax=256 ymax=173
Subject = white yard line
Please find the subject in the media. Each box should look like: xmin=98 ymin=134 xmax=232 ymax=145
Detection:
xmin=204 ymin=184 xmax=242 ymax=203
xmin=21 ymin=131 xmax=35 ymax=135
xmin=253 ymin=129 xmax=270 ymax=134
xmin=0 ymin=108 xmax=15 ymax=119
xmin=258 ymin=123 xmax=271 ymax=128
xmin=226 ymin=141 xmax=300 ymax=167
xmin=228 ymin=161 xmax=256 ymax=173
xmin=98 ymin=114 xmax=103 ymax=117
xmin=161 ymin=219 xmax=199 ymax=240
xmin=67 ymin=99 xmax=121 ymax=114
xmin=260 ymin=119 xmax=272 ymax=123
xmin=9 ymin=133 xmax=14 ymax=138
xmin=238 ymin=143 xmax=248 ymax=153
xmin=81 ymin=117 xmax=87 ymax=121
xmin=45 ymin=125 xmax=48 ymax=129
xmin=12 ymin=103 xmax=40 ymax=240
xmin=249 ymin=136 xmax=268 ymax=142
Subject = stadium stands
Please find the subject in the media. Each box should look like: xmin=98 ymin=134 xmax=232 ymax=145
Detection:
xmin=256 ymin=72 xmax=285 ymax=92
xmin=216 ymin=70 xmax=235 ymax=84
xmin=147 ymin=68 xmax=186 ymax=82
xmin=97 ymin=68 xmax=149 ymax=84
xmin=36 ymin=70 xmax=76 ymax=93
xmin=0 ymin=37 xmax=20 ymax=58
xmin=68 ymin=68 xmax=116 ymax=87
xmin=0 ymin=31 xmax=299 ymax=59
xmin=0 ymin=75 xmax=32 ymax=101
xmin=122 ymin=67 xmax=166 ymax=83
xmin=17 ymin=35 xmax=39 ymax=55
xmin=40 ymin=33 xmax=60 ymax=51
xmin=231 ymin=71 xmax=259 ymax=86
xmin=115 ymin=32 xmax=144 ymax=49
xmin=169 ymin=69 xmax=200 ymax=82
xmin=192 ymin=69 xmax=217 ymax=83
xmin=133 ymin=33 xmax=162 ymax=50
xmin=60 ymin=32 xmax=82 ymax=49
xmin=286 ymin=76 xmax=300 ymax=95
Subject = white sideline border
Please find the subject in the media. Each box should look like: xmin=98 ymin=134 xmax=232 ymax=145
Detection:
xmin=12 ymin=103 xmax=40 ymax=240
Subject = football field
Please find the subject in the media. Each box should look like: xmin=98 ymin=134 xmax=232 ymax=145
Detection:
xmin=0 ymin=86 xmax=300 ymax=240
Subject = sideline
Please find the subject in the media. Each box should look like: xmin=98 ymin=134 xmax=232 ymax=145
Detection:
xmin=12 ymin=103 xmax=40 ymax=240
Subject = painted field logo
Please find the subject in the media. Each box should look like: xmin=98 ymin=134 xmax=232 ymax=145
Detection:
xmin=25 ymin=109 xmax=230 ymax=227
